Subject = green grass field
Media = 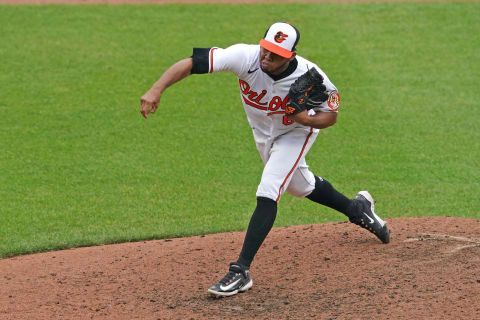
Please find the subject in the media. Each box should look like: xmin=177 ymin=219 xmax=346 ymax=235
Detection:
xmin=0 ymin=3 xmax=479 ymax=258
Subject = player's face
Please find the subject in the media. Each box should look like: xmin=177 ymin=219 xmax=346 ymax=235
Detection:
xmin=260 ymin=47 xmax=295 ymax=75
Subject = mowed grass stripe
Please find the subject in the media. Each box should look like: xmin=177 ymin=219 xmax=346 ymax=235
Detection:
xmin=0 ymin=3 xmax=478 ymax=257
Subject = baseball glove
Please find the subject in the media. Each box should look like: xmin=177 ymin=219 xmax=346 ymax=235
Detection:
xmin=285 ymin=68 xmax=329 ymax=116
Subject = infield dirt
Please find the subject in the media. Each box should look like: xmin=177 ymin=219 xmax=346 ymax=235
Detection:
xmin=1 ymin=217 xmax=480 ymax=319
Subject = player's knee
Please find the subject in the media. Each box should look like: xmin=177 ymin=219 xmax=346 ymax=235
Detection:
xmin=286 ymin=173 xmax=316 ymax=198
xmin=286 ymin=185 xmax=312 ymax=198
xmin=255 ymin=191 xmax=278 ymax=202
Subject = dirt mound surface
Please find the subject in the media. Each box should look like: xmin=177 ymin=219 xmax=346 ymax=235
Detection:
xmin=1 ymin=217 xmax=480 ymax=319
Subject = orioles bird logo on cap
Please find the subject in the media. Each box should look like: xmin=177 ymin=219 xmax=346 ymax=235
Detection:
xmin=274 ymin=31 xmax=288 ymax=43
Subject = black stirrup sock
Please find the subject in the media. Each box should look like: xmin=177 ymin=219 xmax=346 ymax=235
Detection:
xmin=306 ymin=176 xmax=355 ymax=218
xmin=237 ymin=197 xmax=277 ymax=268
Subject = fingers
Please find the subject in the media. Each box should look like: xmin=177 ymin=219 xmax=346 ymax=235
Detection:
xmin=140 ymin=99 xmax=152 ymax=119
xmin=140 ymin=99 xmax=159 ymax=119
xmin=140 ymin=92 xmax=160 ymax=119
xmin=140 ymin=100 xmax=149 ymax=119
xmin=151 ymin=103 xmax=158 ymax=114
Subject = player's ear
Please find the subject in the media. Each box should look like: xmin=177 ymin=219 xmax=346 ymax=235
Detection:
xmin=289 ymin=52 xmax=296 ymax=61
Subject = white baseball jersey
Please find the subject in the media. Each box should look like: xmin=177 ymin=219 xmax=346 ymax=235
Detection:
xmin=192 ymin=44 xmax=341 ymax=202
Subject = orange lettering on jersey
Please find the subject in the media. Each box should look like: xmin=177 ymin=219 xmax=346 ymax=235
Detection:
xmin=248 ymin=90 xmax=268 ymax=106
xmin=268 ymin=96 xmax=282 ymax=112
xmin=239 ymin=79 xmax=269 ymax=110
xmin=242 ymin=96 xmax=268 ymax=110
xmin=239 ymin=79 xmax=250 ymax=94
xmin=283 ymin=115 xmax=294 ymax=125
xmin=282 ymin=96 xmax=290 ymax=110
xmin=267 ymin=95 xmax=291 ymax=116
xmin=238 ymin=80 xmax=296 ymax=125
xmin=253 ymin=90 xmax=267 ymax=104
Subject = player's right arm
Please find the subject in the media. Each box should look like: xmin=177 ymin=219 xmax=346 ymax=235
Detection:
xmin=141 ymin=45 xmax=250 ymax=119
xmin=140 ymin=58 xmax=193 ymax=119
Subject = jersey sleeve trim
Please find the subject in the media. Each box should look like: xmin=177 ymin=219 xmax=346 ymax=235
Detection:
xmin=209 ymin=48 xmax=217 ymax=73
xmin=191 ymin=48 xmax=211 ymax=74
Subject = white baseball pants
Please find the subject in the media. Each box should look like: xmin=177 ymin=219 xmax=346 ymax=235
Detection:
xmin=253 ymin=128 xmax=319 ymax=202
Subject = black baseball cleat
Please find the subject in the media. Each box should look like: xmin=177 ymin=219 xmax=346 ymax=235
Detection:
xmin=207 ymin=263 xmax=253 ymax=298
xmin=349 ymin=191 xmax=390 ymax=244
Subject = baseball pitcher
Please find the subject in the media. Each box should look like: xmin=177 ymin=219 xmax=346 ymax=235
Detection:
xmin=140 ymin=22 xmax=390 ymax=298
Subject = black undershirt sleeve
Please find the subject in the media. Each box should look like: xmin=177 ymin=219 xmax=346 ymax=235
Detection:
xmin=191 ymin=48 xmax=211 ymax=74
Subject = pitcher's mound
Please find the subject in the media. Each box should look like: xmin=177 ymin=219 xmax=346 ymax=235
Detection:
xmin=1 ymin=217 xmax=480 ymax=319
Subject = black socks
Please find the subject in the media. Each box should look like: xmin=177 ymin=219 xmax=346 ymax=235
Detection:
xmin=236 ymin=178 xmax=354 ymax=269
xmin=306 ymin=176 xmax=355 ymax=218
xmin=237 ymin=197 xmax=277 ymax=268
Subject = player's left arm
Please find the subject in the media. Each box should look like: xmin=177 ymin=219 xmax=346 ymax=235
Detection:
xmin=289 ymin=111 xmax=337 ymax=129
xmin=285 ymin=66 xmax=340 ymax=129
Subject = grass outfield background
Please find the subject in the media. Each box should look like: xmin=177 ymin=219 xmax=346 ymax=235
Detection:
xmin=0 ymin=3 xmax=478 ymax=258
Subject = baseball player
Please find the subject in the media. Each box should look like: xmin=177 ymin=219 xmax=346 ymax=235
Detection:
xmin=140 ymin=22 xmax=390 ymax=298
